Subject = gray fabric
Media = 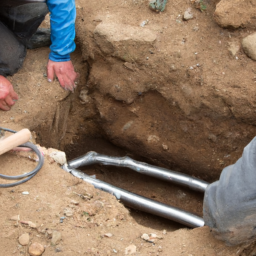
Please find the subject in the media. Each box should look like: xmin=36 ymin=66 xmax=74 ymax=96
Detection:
xmin=0 ymin=3 xmax=48 ymax=76
xmin=0 ymin=3 xmax=48 ymax=42
xmin=0 ymin=1 xmax=46 ymax=8
xmin=203 ymin=137 xmax=256 ymax=246
xmin=0 ymin=21 xmax=26 ymax=76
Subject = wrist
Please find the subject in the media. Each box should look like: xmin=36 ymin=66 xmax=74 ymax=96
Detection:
xmin=49 ymin=52 xmax=71 ymax=62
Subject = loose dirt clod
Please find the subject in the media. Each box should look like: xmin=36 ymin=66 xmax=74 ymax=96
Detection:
xmin=51 ymin=231 xmax=62 ymax=245
xmin=18 ymin=233 xmax=30 ymax=246
xmin=125 ymin=244 xmax=137 ymax=255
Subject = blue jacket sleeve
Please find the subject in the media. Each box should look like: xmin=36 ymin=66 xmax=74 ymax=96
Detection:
xmin=46 ymin=0 xmax=76 ymax=62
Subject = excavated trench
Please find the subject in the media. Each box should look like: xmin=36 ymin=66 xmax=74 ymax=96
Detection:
xmin=35 ymin=85 xmax=205 ymax=231
xmin=29 ymin=45 xmax=207 ymax=231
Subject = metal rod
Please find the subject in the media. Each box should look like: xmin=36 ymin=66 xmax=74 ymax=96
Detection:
xmin=68 ymin=151 xmax=209 ymax=192
xmin=62 ymin=164 xmax=205 ymax=228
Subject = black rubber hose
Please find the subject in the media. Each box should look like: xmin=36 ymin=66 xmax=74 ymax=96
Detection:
xmin=0 ymin=128 xmax=44 ymax=188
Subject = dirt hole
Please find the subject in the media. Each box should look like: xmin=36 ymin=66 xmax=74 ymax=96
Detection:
xmin=34 ymin=47 xmax=204 ymax=231
xmin=38 ymin=128 xmax=204 ymax=232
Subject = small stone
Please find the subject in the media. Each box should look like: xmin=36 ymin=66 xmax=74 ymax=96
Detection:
xmin=104 ymin=233 xmax=113 ymax=238
xmin=123 ymin=62 xmax=134 ymax=71
xmin=170 ymin=64 xmax=176 ymax=71
xmin=55 ymin=248 xmax=62 ymax=253
xmin=158 ymin=246 xmax=163 ymax=252
xmin=122 ymin=121 xmax=134 ymax=131
xmin=79 ymin=89 xmax=90 ymax=104
xmin=125 ymin=245 xmax=137 ymax=255
xmin=18 ymin=233 xmax=30 ymax=246
xmin=183 ymin=9 xmax=193 ymax=20
xmin=141 ymin=233 xmax=150 ymax=241
xmin=63 ymin=208 xmax=73 ymax=217
xmin=228 ymin=42 xmax=240 ymax=57
xmin=208 ymin=133 xmax=217 ymax=142
xmin=20 ymin=220 xmax=37 ymax=228
xmin=149 ymin=0 xmax=168 ymax=12
xmin=140 ymin=20 xmax=149 ymax=27
xmin=193 ymin=26 xmax=199 ymax=31
xmin=22 ymin=191 xmax=29 ymax=195
xmin=49 ymin=151 xmax=67 ymax=165
xmin=46 ymin=230 xmax=53 ymax=239
xmin=10 ymin=215 xmax=20 ymax=221
xmin=147 ymin=135 xmax=160 ymax=144
xmin=162 ymin=143 xmax=169 ymax=151
xmin=28 ymin=242 xmax=45 ymax=256
xmin=162 ymin=230 xmax=167 ymax=235
xmin=141 ymin=233 xmax=162 ymax=243
xmin=27 ymin=221 xmax=37 ymax=228
xmin=51 ymin=231 xmax=62 ymax=245
xmin=70 ymin=200 xmax=79 ymax=205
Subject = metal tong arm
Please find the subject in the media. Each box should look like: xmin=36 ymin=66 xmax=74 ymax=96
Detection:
xmin=62 ymin=164 xmax=205 ymax=228
xmin=68 ymin=151 xmax=209 ymax=193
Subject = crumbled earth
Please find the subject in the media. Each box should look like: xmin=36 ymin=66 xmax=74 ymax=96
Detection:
xmin=2 ymin=0 xmax=256 ymax=255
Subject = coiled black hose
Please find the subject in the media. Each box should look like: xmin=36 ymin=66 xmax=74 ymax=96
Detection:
xmin=0 ymin=127 xmax=44 ymax=188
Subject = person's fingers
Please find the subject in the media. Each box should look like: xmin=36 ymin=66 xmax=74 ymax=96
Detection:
xmin=68 ymin=70 xmax=78 ymax=84
xmin=54 ymin=66 xmax=75 ymax=91
xmin=54 ymin=68 xmax=66 ymax=89
xmin=9 ymin=89 xmax=18 ymax=100
xmin=47 ymin=62 xmax=55 ymax=82
xmin=47 ymin=60 xmax=78 ymax=92
xmin=0 ymin=100 xmax=10 ymax=111
xmin=5 ymin=95 xmax=15 ymax=106
xmin=64 ymin=75 xmax=75 ymax=92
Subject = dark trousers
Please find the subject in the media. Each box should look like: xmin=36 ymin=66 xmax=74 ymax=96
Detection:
xmin=0 ymin=3 xmax=48 ymax=76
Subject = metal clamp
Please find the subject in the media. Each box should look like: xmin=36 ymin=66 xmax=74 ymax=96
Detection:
xmin=63 ymin=151 xmax=209 ymax=228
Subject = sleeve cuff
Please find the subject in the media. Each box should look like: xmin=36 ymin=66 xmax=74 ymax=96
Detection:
xmin=49 ymin=52 xmax=71 ymax=62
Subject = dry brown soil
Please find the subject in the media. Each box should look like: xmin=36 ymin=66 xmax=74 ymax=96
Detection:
xmin=1 ymin=0 xmax=256 ymax=255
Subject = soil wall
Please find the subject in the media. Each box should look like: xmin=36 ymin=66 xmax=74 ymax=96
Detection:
xmin=75 ymin=0 xmax=256 ymax=180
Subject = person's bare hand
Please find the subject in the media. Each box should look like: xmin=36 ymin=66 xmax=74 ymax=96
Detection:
xmin=0 ymin=75 xmax=18 ymax=111
xmin=47 ymin=60 xmax=78 ymax=92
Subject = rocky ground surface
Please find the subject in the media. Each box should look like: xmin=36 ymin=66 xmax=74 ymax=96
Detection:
xmin=1 ymin=0 xmax=256 ymax=255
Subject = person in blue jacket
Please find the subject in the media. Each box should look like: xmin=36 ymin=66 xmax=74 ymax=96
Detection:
xmin=0 ymin=0 xmax=78 ymax=111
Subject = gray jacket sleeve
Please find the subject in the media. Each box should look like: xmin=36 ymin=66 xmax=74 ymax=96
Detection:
xmin=203 ymin=137 xmax=256 ymax=246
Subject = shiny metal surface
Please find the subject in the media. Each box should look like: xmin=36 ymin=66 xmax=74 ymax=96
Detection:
xmin=62 ymin=164 xmax=205 ymax=228
xmin=68 ymin=151 xmax=209 ymax=192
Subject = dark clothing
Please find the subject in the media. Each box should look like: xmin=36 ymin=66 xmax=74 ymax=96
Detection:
xmin=0 ymin=0 xmax=46 ymax=8
xmin=0 ymin=2 xmax=48 ymax=76
xmin=203 ymin=137 xmax=256 ymax=246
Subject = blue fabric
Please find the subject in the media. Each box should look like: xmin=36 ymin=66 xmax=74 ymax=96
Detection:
xmin=46 ymin=0 xmax=76 ymax=62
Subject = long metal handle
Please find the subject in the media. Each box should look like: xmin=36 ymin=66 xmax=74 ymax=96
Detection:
xmin=68 ymin=151 xmax=209 ymax=192
xmin=62 ymin=164 xmax=205 ymax=228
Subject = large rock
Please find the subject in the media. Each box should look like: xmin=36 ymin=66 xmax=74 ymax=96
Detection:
xmin=214 ymin=0 xmax=256 ymax=28
xmin=242 ymin=33 xmax=256 ymax=60
xmin=94 ymin=22 xmax=157 ymax=62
